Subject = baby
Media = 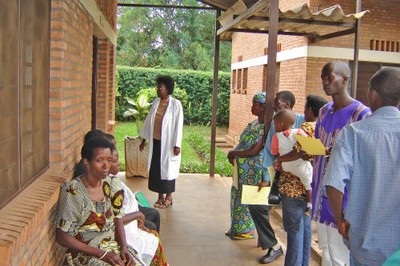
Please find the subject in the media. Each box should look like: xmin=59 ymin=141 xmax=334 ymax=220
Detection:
xmin=270 ymin=109 xmax=312 ymax=210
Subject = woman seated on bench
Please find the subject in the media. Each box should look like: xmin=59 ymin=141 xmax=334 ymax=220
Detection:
xmin=55 ymin=137 xmax=142 ymax=265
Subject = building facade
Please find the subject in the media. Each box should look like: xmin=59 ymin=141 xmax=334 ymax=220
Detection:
xmin=0 ymin=0 xmax=117 ymax=264
xmin=228 ymin=0 xmax=400 ymax=143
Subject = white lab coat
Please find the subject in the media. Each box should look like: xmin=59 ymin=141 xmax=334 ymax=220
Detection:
xmin=139 ymin=97 xmax=183 ymax=181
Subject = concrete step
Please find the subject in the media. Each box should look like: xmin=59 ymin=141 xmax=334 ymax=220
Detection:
xmin=213 ymin=135 xmax=234 ymax=149
xmin=216 ymin=142 xmax=234 ymax=148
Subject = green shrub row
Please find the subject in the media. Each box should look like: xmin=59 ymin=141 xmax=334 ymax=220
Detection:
xmin=116 ymin=66 xmax=231 ymax=126
xmin=184 ymin=133 xmax=233 ymax=177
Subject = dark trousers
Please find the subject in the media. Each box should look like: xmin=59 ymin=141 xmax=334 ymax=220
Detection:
xmin=248 ymin=205 xmax=278 ymax=250
xmin=139 ymin=205 xmax=161 ymax=232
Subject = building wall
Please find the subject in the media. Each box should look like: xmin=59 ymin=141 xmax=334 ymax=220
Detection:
xmin=49 ymin=0 xmax=94 ymax=173
xmin=228 ymin=0 xmax=400 ymax=142
xmin=0 ymin=0 xmax=118 ymax=265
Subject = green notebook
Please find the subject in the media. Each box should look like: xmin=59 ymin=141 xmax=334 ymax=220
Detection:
xmin=135 ymin=191 xmax=150 ymax=208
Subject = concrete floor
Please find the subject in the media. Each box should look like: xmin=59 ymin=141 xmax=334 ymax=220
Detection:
xmin=121 ymin=173 xmax=321 ymax=266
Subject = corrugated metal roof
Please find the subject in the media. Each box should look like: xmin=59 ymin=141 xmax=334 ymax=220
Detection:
xmin=199 ymin=0 xmax=258 ymax=11
xmin=216 ymin=0 xmax=368 ymax=41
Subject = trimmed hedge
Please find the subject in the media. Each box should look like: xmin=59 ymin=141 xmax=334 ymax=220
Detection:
xmin=116 ymin=66 xmax=231 ymax=126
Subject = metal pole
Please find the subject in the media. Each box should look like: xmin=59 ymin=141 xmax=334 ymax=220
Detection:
xmin=351 ymin=0 xmax=361 ymax=98
xmin=264 ymin=0 xmax=279 ymax=140
xmin=209 ymin=9 xmax=221 ymax=177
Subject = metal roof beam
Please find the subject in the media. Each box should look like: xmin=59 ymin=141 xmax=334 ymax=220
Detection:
xmin=246 ymin=15 xmax=355 ymax=27
xmin=311 ymin=27 xmax=355 ymax=42
xmin=228 ymin=28 xmax=315 ymax=37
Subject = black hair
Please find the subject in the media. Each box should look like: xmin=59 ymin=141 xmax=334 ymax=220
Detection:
xmin=369 ymin=67 xmax=400 ymax=106
xmin=156 ymin=75 xmax=174 ymax=95
xmin=103 ymin=133 xmax=115 ymax=143
xmin=273 ymin=109 xmax=295 ymax=126
xmin=84 ymin=129 xmax=104 ymax=144
xmin=81 ymin=137 xmax=114 ymax=162
xmin=306 ymin=95 xmax=328 ymax=117
xmin=276 ymin=91 xmax=296 ymax=108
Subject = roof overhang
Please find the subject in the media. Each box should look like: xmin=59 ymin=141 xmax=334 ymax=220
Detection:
xmin=198 ymin=0 xmax=260 ymax=11
xmin=215 ymin=0 xmax=368 ymax=42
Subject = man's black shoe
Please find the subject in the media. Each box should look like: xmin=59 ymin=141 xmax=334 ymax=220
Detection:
xmin=258 ymin=246 xmax=283 ymax=264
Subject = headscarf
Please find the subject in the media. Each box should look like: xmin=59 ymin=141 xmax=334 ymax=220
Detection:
xmin=252 ymin=92 xmax=266 ymax=104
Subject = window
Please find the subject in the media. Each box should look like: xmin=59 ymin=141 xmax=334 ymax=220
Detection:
xmin=262 ymin=63 xmax=280 ymax=91
xmin=242 ymin=68 xmax=248 ymax=94
xmin=232 ymin=70 xmax=237 ymax=93
xmin=237 ymin=69 xmax=242 ymax=93
xmin=0 ymin=0 xmax=50 ymax=207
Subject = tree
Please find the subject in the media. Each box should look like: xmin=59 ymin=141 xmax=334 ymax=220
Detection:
xmin=116 ymin=0 xmax=232 ymax=72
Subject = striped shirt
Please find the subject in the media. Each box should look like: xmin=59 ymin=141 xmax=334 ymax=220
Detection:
xmin=311 ymin=100 xmax=371 ymax=227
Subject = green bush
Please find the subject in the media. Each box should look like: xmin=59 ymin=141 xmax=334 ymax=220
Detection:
xmin=116 ymin=66 xmax=231 ymax=126
xmin=137 ymin=87 xmax=189 ymax=108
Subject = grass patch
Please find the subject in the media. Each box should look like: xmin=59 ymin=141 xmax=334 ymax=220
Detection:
xmin=114 ymin=122 xmax=232 ymax=176
xmin=186 ymin=133 xmax=232 ymax=176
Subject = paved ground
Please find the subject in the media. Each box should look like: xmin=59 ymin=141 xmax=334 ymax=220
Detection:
xmin=121 ymin=173 xmax=321 ymax=266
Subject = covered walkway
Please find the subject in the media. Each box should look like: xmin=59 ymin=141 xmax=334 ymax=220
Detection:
xmin=121 ymin=173 xmax=320 ymax=265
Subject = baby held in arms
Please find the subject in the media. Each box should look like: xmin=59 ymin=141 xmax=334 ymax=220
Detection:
xmin=270 ymin=109 xmax=312 ymax=212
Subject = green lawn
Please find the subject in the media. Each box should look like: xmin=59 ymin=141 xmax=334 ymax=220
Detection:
xmin=114 ymin=122 xmax=232 ymax=176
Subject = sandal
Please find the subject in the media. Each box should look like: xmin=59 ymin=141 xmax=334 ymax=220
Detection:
xmin=233 ymin=233 xmax=256 ymax=240
xmin=154 ymin=201 xmax=164 ymax=208
xmin=162 ymin=199 xmax=173 ymax=208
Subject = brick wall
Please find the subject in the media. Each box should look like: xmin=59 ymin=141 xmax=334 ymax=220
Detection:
xmin=96 ymin=39 xmax=117 ymax=134
xmin=108 ymin=44 xmax=117 ymax=132
xmin=279 ymin=58 xmax=308 ymax=113
xmin=310 ymin=0 xmax=400 ymax=50
xmin=228 ymin=0 xmax=400 ymax=143
xmin=228 ymin=78 xmax=262 ymax=142
xmin=49 ymin=0 xmax=94 ymax=173
xmin=11 ymin=206 xmax=65 ymax=265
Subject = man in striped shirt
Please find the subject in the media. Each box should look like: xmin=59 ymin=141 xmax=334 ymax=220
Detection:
xmin=312 ymin=61 xmax=371 ymax=265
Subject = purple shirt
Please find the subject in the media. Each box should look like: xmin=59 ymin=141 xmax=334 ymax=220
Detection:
xmin=311 ymin=100 xmax=371 ymax=227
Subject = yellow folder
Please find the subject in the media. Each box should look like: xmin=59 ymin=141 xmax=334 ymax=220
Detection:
xmin=241 ymin=185 xmax=270 ymax=205
xmin=294 ymin=135 xmax=326 ymax=156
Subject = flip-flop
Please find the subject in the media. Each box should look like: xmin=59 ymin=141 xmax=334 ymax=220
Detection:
xmin=162 ymin=199 xmax=173 ymax=208
xmin=154 ymin=201 xmax=164 ymax=208
xmin=233 ymin=233 xmax=256 ymax=240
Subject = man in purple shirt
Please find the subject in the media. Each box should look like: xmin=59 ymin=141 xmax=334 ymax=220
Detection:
xmin=312 ymin=61 xmax=371 ymax=265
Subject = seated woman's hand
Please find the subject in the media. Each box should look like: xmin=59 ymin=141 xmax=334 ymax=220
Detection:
xmin=137 ymin=212 xmax=150 ymax=232
xmin=120 ymin=245 xmax=135 ymax=266
xmin=101 ymin=250 xmax=126 ymax=266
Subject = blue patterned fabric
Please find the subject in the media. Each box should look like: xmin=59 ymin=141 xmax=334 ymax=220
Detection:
xmin=227 ymin=119 xmax=264 ymax=237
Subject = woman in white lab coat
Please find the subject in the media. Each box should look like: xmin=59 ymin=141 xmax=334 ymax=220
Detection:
xmin=139 ymin=76 xmax=183 ymax=209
